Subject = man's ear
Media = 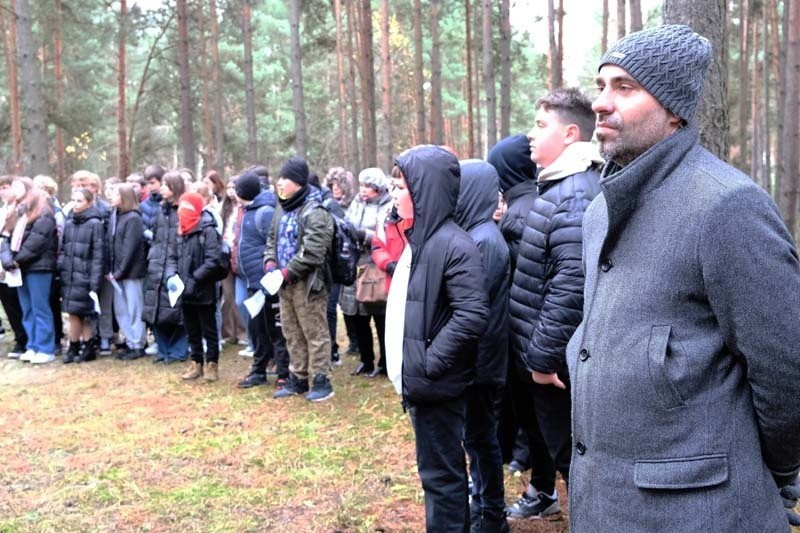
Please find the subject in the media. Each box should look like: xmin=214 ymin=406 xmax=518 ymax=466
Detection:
xmin=667 ymin=111 xmax=683 ymax=130
xmin=564 ymin=123 xmax=581 ymax=145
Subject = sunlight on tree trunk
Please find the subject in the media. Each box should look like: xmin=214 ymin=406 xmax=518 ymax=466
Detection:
xmin=177 ymin=0 xmax=196 ymax=171
xmin=483 ymin=0 xmax=496 ymax=150
xmin=117 ymin=0 xmax=129 ymax=181
xmin=289 ymin=0 xmax=307 ymax=158
xmin=242 ymin=0 xmax=257 ymax=164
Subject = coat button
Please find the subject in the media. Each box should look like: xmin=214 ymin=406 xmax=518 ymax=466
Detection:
xmin=576 ymin=441 xmax=586 ymax=455
xmin=579 ymin=348 xmax=590 ymax=361
xmin=600 ymin=258 xmax=613 ymax=272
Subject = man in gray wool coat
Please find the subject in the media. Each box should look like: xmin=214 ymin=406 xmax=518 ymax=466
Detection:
xmin=566 ymin=24 xmax=800 ymax=531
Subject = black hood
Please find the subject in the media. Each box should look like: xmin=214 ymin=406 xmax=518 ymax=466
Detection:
xmin=71 ymin=204 xmax=102 ymax=224
xmin=454 ymin=159 xmax=500 ymax=232
xmin=487 ymin=134 xmax=538 ymax=193
xmin=395 ymin=145 xmax=460 ymax=245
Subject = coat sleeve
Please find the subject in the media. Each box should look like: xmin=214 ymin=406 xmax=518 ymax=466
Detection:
xmin=524 ymin=198 xmax=590 ymax=375
xmin=287 ymin=206 xmax=333 ymax=280
xmin=89 ymin=220 xmax=105 ymax=293
xmin=425 ymin=237 xmax=489 ymax=379
xmin=193 ymin=225 xmax=222 ymax=282
xmin=0 ymin=236 xmax=14 ymax=270
xmin=371 ymin=223 xmax=393 ymax=272
xmin=14 ymin=214 xmax=56 ymax=268
xmin=700 ymin=185 xmax=800 ymax=487
xmin=263 ymin=209 xmax=280 ymax=266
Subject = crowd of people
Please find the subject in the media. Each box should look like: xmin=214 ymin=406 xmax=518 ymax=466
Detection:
xmin=3 ymin=23 xmax=800 ymax=533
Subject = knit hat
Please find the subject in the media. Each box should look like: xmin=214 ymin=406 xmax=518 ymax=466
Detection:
xmin=358 ymin=167 xmax=388 ymax=192
xmin=599 ymin=24 xmax=712 ymax=123
xmin=279 ymin=156 xmax=309 ymax=187
xmin=177 ymin=192 xmax=204 ymax=235
xmin=235 ymin=172 xmax=262 ymax=201
xmin=487 ymin=134 xmax=537 ymax=193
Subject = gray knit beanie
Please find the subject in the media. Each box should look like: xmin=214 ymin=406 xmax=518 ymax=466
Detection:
xmin=599 ymin=24 xmax=712 ymax=123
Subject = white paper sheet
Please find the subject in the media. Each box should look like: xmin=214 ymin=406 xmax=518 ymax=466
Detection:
xmin=260 ymin=270 xmax=284 ymax=296
xmin=243 ymin=290 xmax=266 ymax=317
xmin=167 ymin=275 xmax=184 ymax=307
xmin=88 ymin=291 xmax=101 ymax=314
xmin=5 ymin=268 xmax=22 ymax=288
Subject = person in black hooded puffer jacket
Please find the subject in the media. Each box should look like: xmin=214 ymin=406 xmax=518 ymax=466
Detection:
xmin=59 ymin=188 xmax=105 ymax=363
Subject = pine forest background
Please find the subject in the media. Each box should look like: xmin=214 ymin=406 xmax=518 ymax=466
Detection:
xmin=0 ymin=0 xmax=799 ymax=238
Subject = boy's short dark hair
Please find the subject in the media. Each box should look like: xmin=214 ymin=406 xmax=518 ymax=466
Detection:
xmin=144 ymin=164 xmax=165 ymax=181
xmin=536 ymin=87 xmax=596 ymax=142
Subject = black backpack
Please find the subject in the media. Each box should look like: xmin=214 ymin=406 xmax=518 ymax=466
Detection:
xmin=199 ymin=232 xmax=231 ymax=282
xmin=305 ymin=199 xmax=360 ymax=286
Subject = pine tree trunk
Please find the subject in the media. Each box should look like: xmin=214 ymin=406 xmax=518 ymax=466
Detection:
xmin=663 ymin=0 xmax=729 ymax=160
xmin=198 ymin=1 xmax=214 ymax=170
xmin=53 ymin=0 xmax=65 ymax=181
xmin=117 ymin=0 xmax=129 ymax=181
xmin=750 ymin=14 xmax=763 ymax=188
xmin=736 ymin=0 xmax=750 ymax=170
xmin=482 ymin=0 xmax=496 ymax=150
xmin=242 ymin=0 xmax=257 ymax=164
xmin=0 ymin=1 xmax=22 ymax=171
xmin=412 ymin=0 xmax=425 ymax=145
xmin=629 ymin=0 xmax=643 ymax=32
xmin=177 ymin=0 xmax=196 ymax=171
xmin=345 ymin=1 xmax=360 ymax=170
xmin=289 ymin=0 xmax=307 ymax=157
xmin=602 ymin=0 xmax=609 ymax=54
xmin=499 ymin=0 xmax=511 ymax=138
xmin=379 ymin=0 xmax=392 ymax=170
xmin=763 ymin=1 xmax=774 ymax=196
xmin=358 ymin=0 xmax=376 ymax=166
xmin=548 ymin=0 xmax=563 ymax=89
xmin=333 ymin=0 xmax=350 ymax=167
xmin=429 ymin=0 xmax=444 ymax=145
xmin=617 ymin=0 xmax=626 ymax=39
xmin=465 ymin=0 xmax=475 ymax=157
xmin=14 ymin=0 xmax=49 ymax=175
xmin=779 ymin=0 xmax=799 ymax=237
xmin=209 ymin=0 xmax=224 ymax=171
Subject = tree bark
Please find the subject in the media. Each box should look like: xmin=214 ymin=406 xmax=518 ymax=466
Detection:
xmin=14 ymin=0 xmax=49 ymax=175
xmin=412 ymin=0 xmax=425 ymax=145
xmin=602 ymin=0 xmax=609 ymax=54
xmin=54 ymin=0 xmax=65 ymax=180
xmin=209 ymin=0 xmax=224 ymax=171
xmin=465 ymin=0 xmax=475 ymax=157
xmin=483 ymin=0 xmax=496 ymax=149
xmin=736 ymin=0 xmax=750 ymax=170
xmin=629 ymin=0 xmax=643 ymax=32
xmin=750 ymin=15 xmax=763 ymax=188
xmin=345 ymin=0 xmax=360 ymax=170
xmin=379 ymin=0 xmax=392 ymax=170
xmin=429 ymin=0 xmax=444 ymax=145
xmin=778 ymin=0 xmax=799 ymax=237
xmin=289 ymin=0 xmax=307 ymax=157
xmin=0 ymin=0 xmax=21 ymax=171
xmin=198 ymin=0 xmax=214 ymax=170
xmin=242 ymin=0 xmax=257 ymax=164
xmin=663 ymin=0 xmax=728 ymax=160
xmin=333 ymin=0 xmax=349 ymax=167
xmin=357 ymin=0 xmax=376 ymax=166
xmin=499 ymin=0 xmax=511 ymax=139
xmin=617 ymin=0 xmax=626 ymax=39
xmin=548 ymin=0 xmax=563 ymax=89
xmin=177 ymin=0 xmax=196 ymax=171
xmin=117 ymin=0 xmax=129 ymax=180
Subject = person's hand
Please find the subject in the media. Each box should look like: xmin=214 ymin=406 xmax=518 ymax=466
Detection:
xmin=532 ymin=370 xmax=566 ymax=389
xmin=265 ymin=261 xmax=277 ymax=273
xmin=386 ymin=261 xmax=397 ymax=276
xmin=143 ymin=229 xmax=153 ymax=241
xmin=780 ymin=477 xmax=800 ymax=526
xmin=167 ymin=279 xmax=178 ymax=291
xmin=281 ymin=268 xmax=297 ymax=285
xmin=106 ymin=273 xmax=114 ymax=281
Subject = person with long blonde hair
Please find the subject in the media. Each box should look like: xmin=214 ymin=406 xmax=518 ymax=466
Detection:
xmin=0 ymin=177 xmax=58 ymax=364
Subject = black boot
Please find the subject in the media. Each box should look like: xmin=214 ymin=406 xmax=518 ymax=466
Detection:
xmin=63 ymin=341 xmax=80 ymax=364
xmin=76 ymin=340 xmax=96 ymax=363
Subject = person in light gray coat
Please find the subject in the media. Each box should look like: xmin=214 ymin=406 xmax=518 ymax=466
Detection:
xmin=568 ymin=24 xmax=800 ymax=532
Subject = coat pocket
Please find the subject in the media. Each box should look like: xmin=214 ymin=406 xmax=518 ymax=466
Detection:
xmin=647 ymin=325 xmax=687 ymax=410
xmin=634 ymin=454 xmax=728 ymax=489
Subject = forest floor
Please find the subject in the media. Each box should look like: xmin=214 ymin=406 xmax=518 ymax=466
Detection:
xmin=0 ymin=334 xmax=568 ymax=533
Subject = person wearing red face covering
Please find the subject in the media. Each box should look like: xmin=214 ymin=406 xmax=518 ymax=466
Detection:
xmin=168 ymin=192 xmax=223 ymax=382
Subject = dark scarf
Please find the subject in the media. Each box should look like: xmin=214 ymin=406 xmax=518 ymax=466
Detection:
xmin=278 ymin=184 xmax=310 ymax=212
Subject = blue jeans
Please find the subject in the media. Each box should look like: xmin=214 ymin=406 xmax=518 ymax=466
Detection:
xmin=464 ymin=384 xmax=506 ymax=524
xmin=18 ymin=272 xmax=56 ymax=354
xmin=153 ymin=322 xmax=188 ymax=361
xmin=234 ymin=275 xmax=252 ymax=349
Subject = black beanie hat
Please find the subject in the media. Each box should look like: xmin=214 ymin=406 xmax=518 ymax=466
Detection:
xmin=235 ymin=172 xmax=262 ymax=201
xmin=280 ymin=156 xmax=309 ymax=187
xmin=599 ymin=24 xmax=712 ymax=123
xmin=487 ymin=134 xmax=537 ymax=193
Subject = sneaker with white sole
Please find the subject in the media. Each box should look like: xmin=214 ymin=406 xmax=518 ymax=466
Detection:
xmin=20 ymin=349 xmax=35 ymax=362
xmin=506 ymin=487 xmax=560 ymax=520
xmin=238 ymin=347 xmax=254 ymax=357
xmin=30 ymin=352 xmax=56 ymax=364
xmin=144 ymin=344 xmax=159 ymax=355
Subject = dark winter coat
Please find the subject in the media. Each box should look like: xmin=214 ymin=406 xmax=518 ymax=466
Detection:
xmin=454 ymin=159 xmax=510 ymax=386
xmin=487 ymin=134 xmax=539 ymax=271
xmin=509 ymin=148 xmax=601 ymax=382
xmin=567 ymin=126 xmax=800 ymax=532
xmin=395 ymin=145 xmax=489 ymax=405
xmin=237 ymin=190 xmax=275 ymax=288
xmin=109 ymin=209 xmax=147 ymax=280
xmin=0 ymin=211 xmax=58 ymax=273
xmin=167 ymin=211 xmax=220 ymax=306
xmin=140 ymin=192 xmax=162 ymax=231
xmin=143 ymin=201 xmax=182 ymax=326
xmin=58 ymin=205 xmax=105 ymax=315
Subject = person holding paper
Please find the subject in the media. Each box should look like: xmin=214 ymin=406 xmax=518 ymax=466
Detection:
xmin=107 ymin=184 xmax=148 ymax=360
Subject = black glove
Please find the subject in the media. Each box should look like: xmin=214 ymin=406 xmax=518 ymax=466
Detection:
xmin=386 ymin=261 xmax=397 ymax=276
xmin=780 ymin=476 xmax=800 ymax=526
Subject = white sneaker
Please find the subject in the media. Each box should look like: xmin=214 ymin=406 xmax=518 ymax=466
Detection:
xmin=7 ymin=350 xmax=19 ymax=359
xmin=145 ymin=344 xmax=159 ymax=355
xmin=30 ymin=352 xmax=55 ymax=364
xmin=20 ymin=349 xmax=35 ymax=362
xmin=238 ymin=348 xmax=254 ymax=357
